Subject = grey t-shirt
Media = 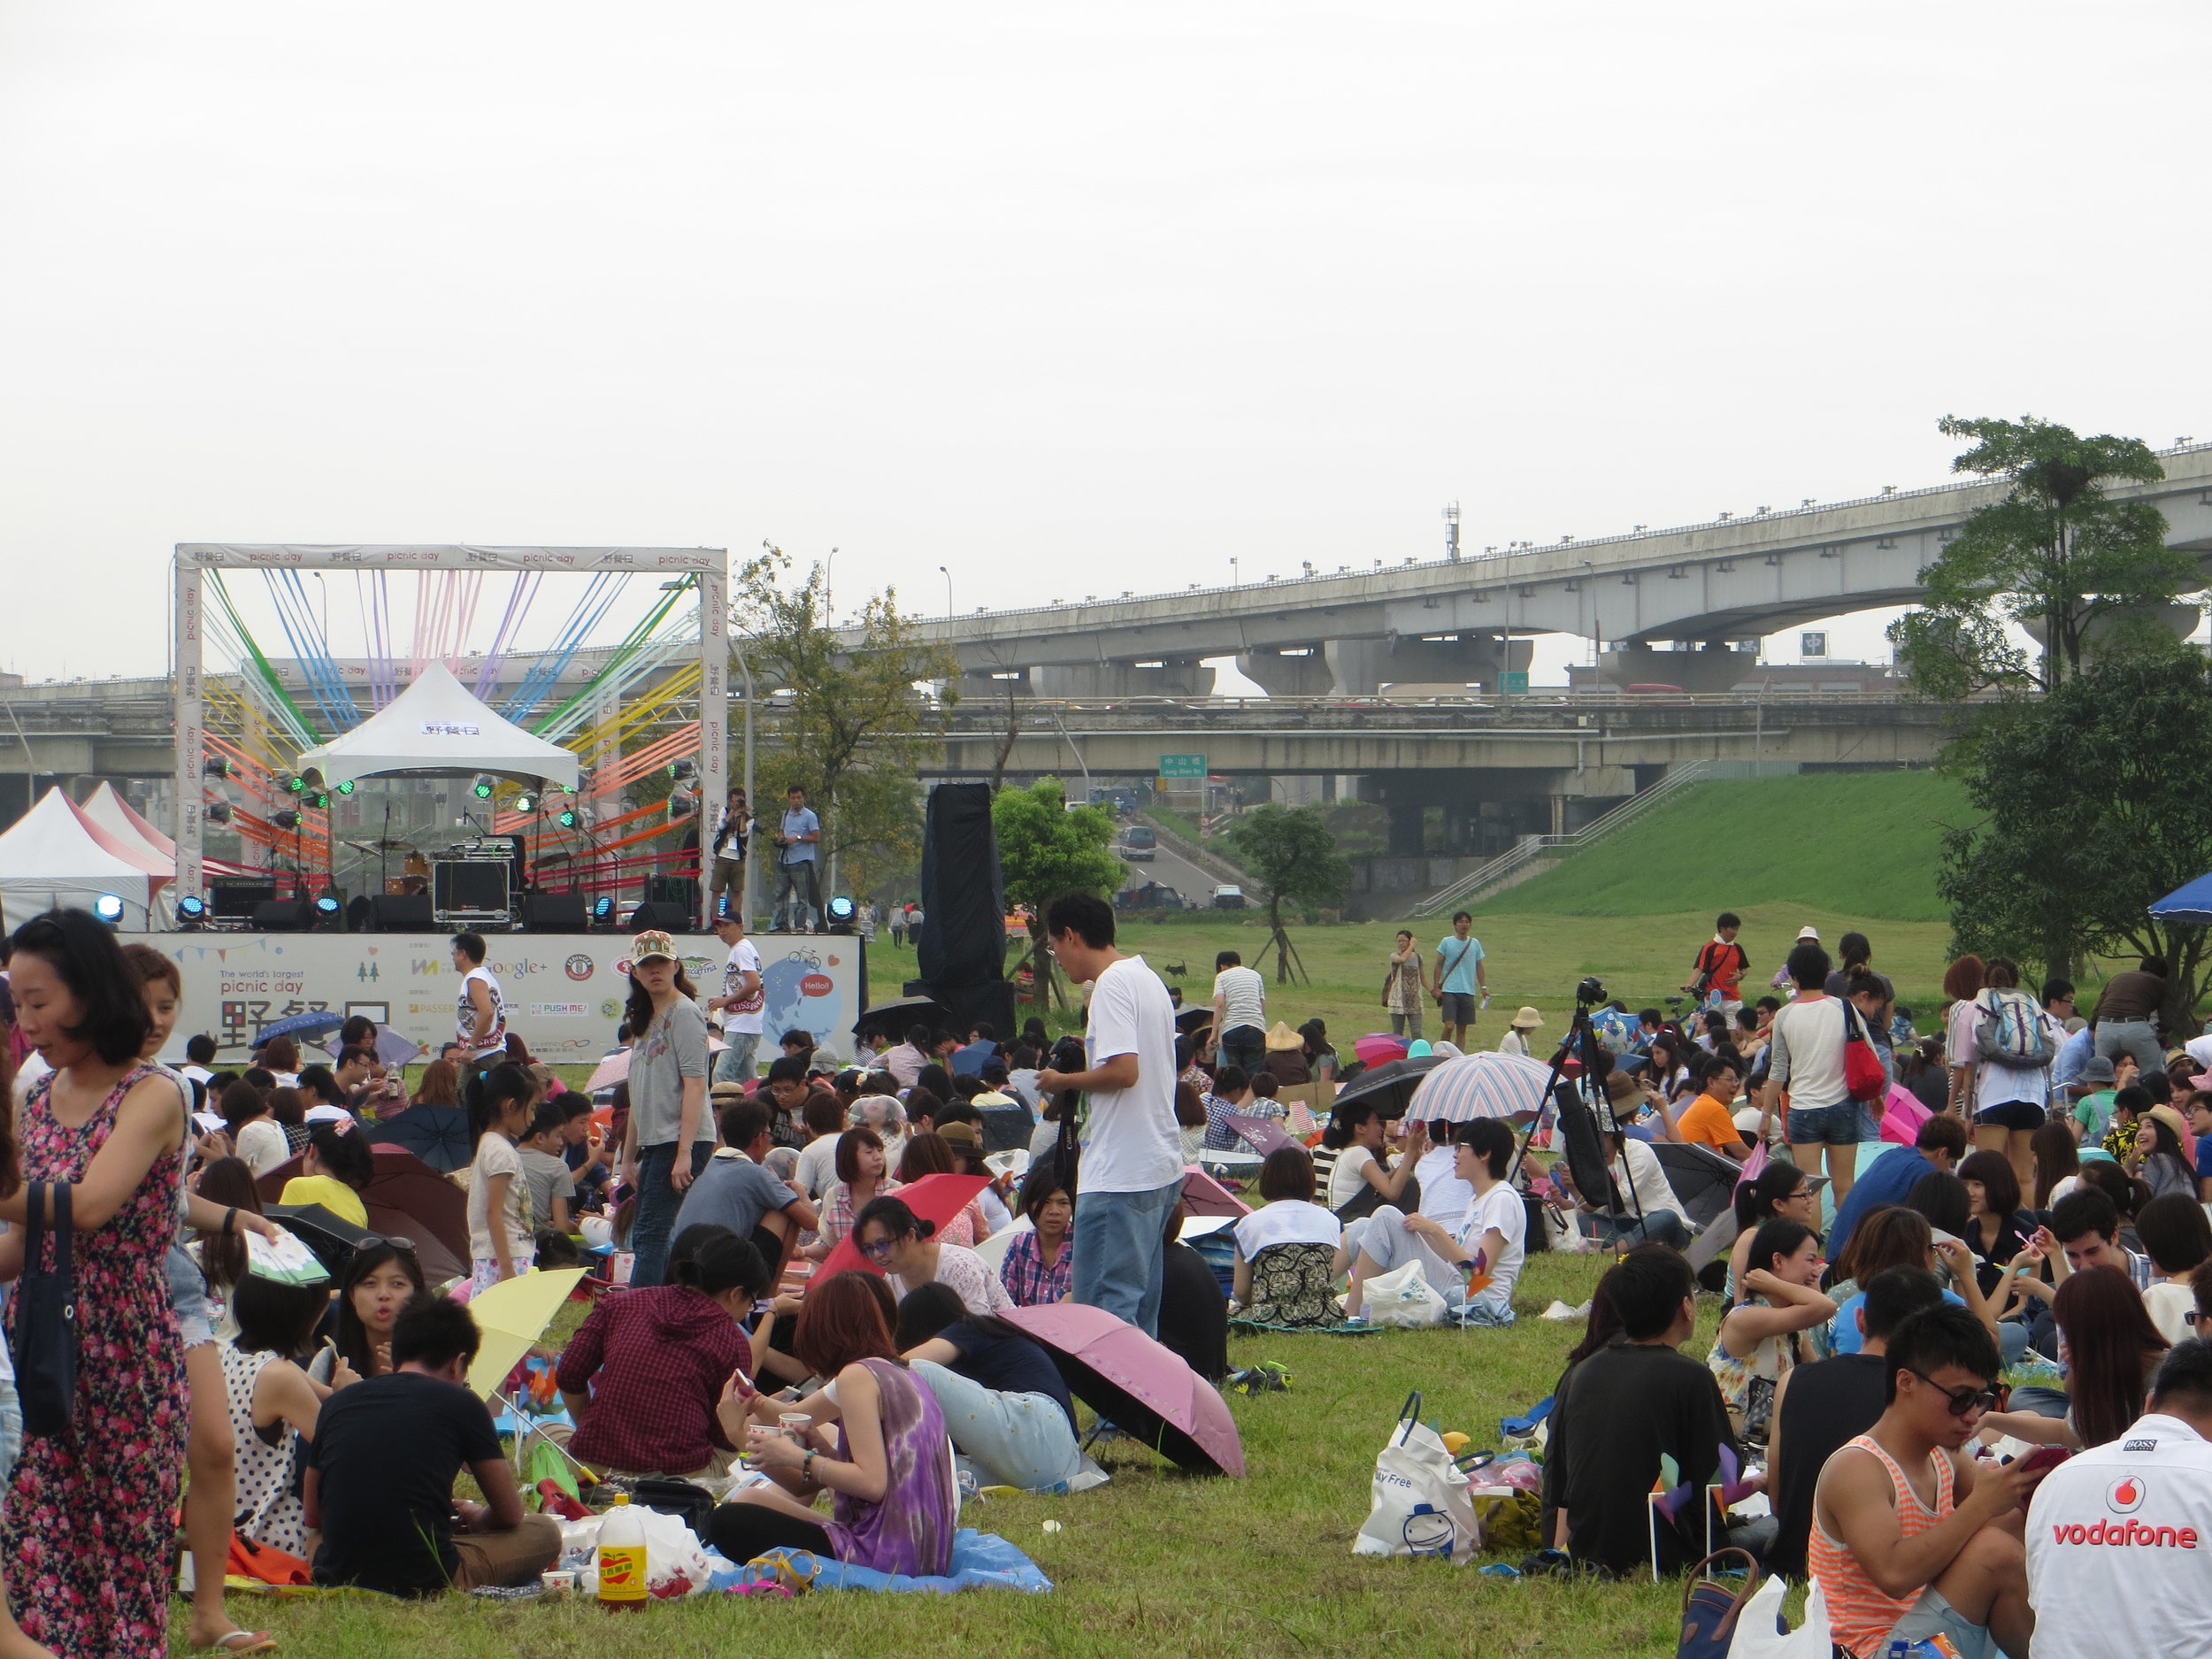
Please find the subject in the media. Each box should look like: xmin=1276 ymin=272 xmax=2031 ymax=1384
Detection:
xmin=672 ymin=1149 xmax=795 ymax=1241
xmin=629 ymin=999 xmax=713 ymax=1147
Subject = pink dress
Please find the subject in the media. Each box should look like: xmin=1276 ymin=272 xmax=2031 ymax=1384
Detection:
xmin=4 ymin=1064 xmax=187 ymax=1658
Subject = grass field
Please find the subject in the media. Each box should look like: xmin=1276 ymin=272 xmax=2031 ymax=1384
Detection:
xmin=177 ymin=1248 xmax=1751 ymax=1659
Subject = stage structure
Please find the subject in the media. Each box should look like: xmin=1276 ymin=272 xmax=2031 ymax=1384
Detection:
xmin=173 ymin=544 xmax=728 ymax=930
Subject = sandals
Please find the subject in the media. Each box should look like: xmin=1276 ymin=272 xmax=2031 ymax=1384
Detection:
xmin=201 ymin=1632 xmax=278 ymax=1655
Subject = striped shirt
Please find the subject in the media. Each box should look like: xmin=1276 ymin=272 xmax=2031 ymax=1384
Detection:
xmin=1809 ymin=1433 xmax=1958 ymax=1658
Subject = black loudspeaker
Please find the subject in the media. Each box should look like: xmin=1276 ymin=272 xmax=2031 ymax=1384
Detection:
xmin=212 ymin=880 xmax=277 ymax=920
xmin=628 ymin=901 xmax=692 ymax=934
xmin=917 ymin=783 xmax=1006 ymax=988
xmin=252 ymin=899 xmax=314 ymax=932
xmin=522 ymin=891 xmax=586 ymax=931
xmin=928 ymin=979 xmax=1017 ymax=1048
xmin=371 ymin=895 xmax=436 ymax=932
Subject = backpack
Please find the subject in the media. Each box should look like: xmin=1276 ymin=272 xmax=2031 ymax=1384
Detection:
xmin=1974 ymin=989 xmax=2053 ymax=1070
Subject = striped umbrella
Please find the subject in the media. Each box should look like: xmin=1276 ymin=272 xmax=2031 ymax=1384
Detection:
xmin=1404 ymin=1050 xmax=1557 ymax=1124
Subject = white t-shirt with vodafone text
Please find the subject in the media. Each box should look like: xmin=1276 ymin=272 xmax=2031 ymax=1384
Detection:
xmin=1079 ymin=955 xmax=1184 ymax=1194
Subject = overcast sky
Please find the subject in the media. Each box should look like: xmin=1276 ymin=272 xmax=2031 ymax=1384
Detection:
xmin=4 ymin=2 xmax=2209 ymax=686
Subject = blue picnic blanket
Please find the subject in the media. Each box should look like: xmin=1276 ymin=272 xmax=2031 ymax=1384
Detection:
xmin=710 ymin=1528 xmax=1052 ymax=1595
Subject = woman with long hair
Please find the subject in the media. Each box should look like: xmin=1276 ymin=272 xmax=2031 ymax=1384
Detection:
xmin=1319 ymin=1097 xmax=1425 ymax=1215
xmin=1985 ymin=1264 xmax=2167 ymax=1448
xmin=0 ymin=910 xmax=189 ymax=1657
xmin=223 ymin=1078 xmax=289 ymax=1178
xmin=1956 ymin=1148 xmax=2034 ymax=1298
xmin=0 ymin=977 xmax=51 ymax=1659
xmin=219 ymin=1275 xmax=334 ymax=1556
xmin=617 ymin=930 xmax=712 ymax=1288
xmin=1173 ymin=1079 xmax=1208 ymax=1163
xmin=2031 ymin=1120 xmax=2080 ymax=1210
xmin=1825 ymin=1202 xmax=2005 ymax=1357
xmin=708 ymin=1270 xmax=957 ymax=1573
xmin=853 ymin=1194 xmax=1012 ymax=1316
xmin=266 ymin=1086 xmax=311 ymax=1155
xmin=999 ymin=1156 xmax=1074 ymax=1307
xmin=329 ymin=1239 xmax=426 ymax=1380
xmin=1939 ymin=953 xmax=1987 ymax=1116
xmin=189 ymin=1155 xmax=263 ymax=1302
xmin=2128 ymin=1112 xmax=2195 ymax=1201
xmin=1708 ymin=1217 xmax=1833 ymax=1448
xmin=1727 ymin=1159 xmax=1821 ymax=1294
xmin=279 ymin=1124 xmax=374 ymax=1227
xmin=464 ymin=1062 xmax=538 ymax=1290
xmin=411 ymin=1057 xmax=461 ymax=1109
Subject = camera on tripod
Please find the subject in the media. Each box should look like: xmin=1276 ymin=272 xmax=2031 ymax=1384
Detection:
xmin=1576 ymin=975 xmax=1606 ymax=1007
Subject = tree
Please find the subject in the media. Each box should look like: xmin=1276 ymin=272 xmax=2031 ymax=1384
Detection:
xmin=992 ymin=778 xmax=1123 ymax=1008
xmin=1221 ymin=803 xmax=1351 ymax=985
xmin=1888 ymin=415 xmax=2193 ymax=698
xmin=734 ymin=547 xmax=959 ymax=902
xmin=1939 ymin=653 xmax=2212 ymax=1032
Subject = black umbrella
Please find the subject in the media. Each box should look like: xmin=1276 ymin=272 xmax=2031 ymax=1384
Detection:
xmin=365 ymin=1104 xmax=472 ymax=1173
xmin=268 ymin=1203 xmax=371 ymax=1278
xmin=1174 ymin=1005 xmax=1215 ymax=1035
xmin=1647 ymin=1141 xmax=1747 ymax=1228
xmin=1328 ymin=1054 xmax=1447 ymax=1120
xmin=852 ymin=995 xmax=949 ymax=1044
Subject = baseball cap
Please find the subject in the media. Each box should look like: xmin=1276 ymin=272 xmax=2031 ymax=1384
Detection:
xmin=629 ymin=930 xmax=679 ymax=964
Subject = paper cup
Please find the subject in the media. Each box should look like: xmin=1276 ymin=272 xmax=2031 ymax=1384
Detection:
xmin=540 ymin=1569 xmax=575 ymax=1597
xmin=779 ymin=1411 xmax=810 ymax=1440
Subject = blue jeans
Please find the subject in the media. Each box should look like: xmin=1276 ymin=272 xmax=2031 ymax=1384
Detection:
xmin=1217 ymin=1027 xmax=1265 ymax=1079
xmin=910 ymin=1360 xmax=1102 ymax=1494
xmin=630 ymin=1140 xmax=712 ymax=1289
xmin=1071 ymin=1179 xmax=1183 ymax=1337
xmin=714 ymin=1032 xmax=760 ymax=1087
xmin=773 ymin=861 xmax=820 ymax=931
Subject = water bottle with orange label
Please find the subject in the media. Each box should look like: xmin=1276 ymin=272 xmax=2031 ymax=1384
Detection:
xmin=595 ymin=1494 xmax=649 ymax=1612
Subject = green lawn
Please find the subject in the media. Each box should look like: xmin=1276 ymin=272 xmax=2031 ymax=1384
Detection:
xmin=179 ymin=1249 xmax=1749 ymax=1659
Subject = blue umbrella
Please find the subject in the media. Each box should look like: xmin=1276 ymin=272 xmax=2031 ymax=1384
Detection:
xmin=253 ymin=1010 xmax=346 ymax=1048
xmin=365 ymin=1104 xmax=472 ymax=1172
xmin=2150 ymin=872 xmax=2212 ymax=925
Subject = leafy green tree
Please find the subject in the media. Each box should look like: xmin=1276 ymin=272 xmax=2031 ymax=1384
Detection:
xmin=1889 ymin=415 xmax=2193 ymax=697
xmin=1221 ymin=803 xmax=1352 ymax=984
xmin=993 ymin=778 xmax=1123 ymax=1007
xmin=734 ymin=547 xmax=958 ymax=902
xmin=1939 ymin=653 xmax=2212 ymax=1029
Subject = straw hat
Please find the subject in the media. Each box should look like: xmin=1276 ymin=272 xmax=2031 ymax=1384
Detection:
xmin=1795 ymin=926 xmax=1821 ymax=941
xmin=1509 ymin=1006 xmax=1544 ymax=1030
xmin=1263 ymin=1020 xmax=1304 ymax=1052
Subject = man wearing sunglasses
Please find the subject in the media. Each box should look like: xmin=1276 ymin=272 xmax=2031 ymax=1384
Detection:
xmin=1811 ymin=1303 xmax=2047 ymax=1659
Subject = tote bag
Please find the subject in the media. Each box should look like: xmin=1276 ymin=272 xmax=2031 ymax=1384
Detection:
xmin=15 ymin=1181 xmax=76 ymax=1438
xmin=1352 ymin=1391 xmax=1482 ymax=1564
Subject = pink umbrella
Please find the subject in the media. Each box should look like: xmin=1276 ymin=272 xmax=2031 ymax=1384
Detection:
xmin=1354 ymin=1033 xmax=1409 ymax=1068
xmin=583 ymin=1037 xmax=727 ymax=1092
xmin=1880 ymin=1083 xmax=1932 ymax=1145
xmin=811 ymin=1172 xmax=992 ymax=1282
xmin=1225 ymin=1114 xmax=1299 ymax=1157
xmin=1005 ymin=1302 xmax=1245 ymax=1478
xmin=1179 ymin=1166 xmax=1251 ymax=1218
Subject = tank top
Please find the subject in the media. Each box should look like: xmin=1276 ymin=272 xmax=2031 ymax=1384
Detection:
xmin=457 ymin=964 xmax=507 ymax=1059
xmin=1809 ymin=1432 xmax=1957 ymax=1658
xmin=219 ymin=1345 xmax=308 ymax=1556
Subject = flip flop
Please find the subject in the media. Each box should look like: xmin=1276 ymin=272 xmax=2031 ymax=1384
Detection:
xmin=203 ymin=1633 xmax=278 ymax=1655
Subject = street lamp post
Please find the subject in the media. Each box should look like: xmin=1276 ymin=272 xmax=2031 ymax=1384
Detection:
xmin=938 ymin=565 xmax=953 ymax=618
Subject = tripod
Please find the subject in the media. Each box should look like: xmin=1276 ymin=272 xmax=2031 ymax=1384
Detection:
xmin=1506 ymin=985 xmax=1646 ymax=1245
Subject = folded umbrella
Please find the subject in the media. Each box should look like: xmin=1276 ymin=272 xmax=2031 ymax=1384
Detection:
xmin=252 ymin=1010 xmax=346 ymax=1047
xmin=1005 ymin=1302 xmax=1244 ymax=1477
xmin=365 ymin=1104 xmax=472 ymax=1172
xmin=812 ymin=1172 xmax=991 ymax=1282
xmin=1331 ymin=1054 xmax=1447 ymax=1121
xmin=1405 ymin=1051 xmax=1555 ymax=1124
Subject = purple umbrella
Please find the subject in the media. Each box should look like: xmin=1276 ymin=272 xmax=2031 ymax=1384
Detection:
xmin=1005 ymin=1302 xmax=1245 ymax=1478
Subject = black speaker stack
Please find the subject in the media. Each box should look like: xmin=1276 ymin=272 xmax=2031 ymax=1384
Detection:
xmin=906 ymin=783 xmax=1016 ymax=1040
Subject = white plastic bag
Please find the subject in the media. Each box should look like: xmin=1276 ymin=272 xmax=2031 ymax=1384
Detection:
xmin=1352 ymin=1392 xmax=1481 ymax=1564
xmin=1728 ymin=1574 xmax=1833 ymax=1659
xmin=570 ymin=1504 xmax=718 ymax=1597
xmin=1363 ymin=1259 xmax=1448 ymax=1328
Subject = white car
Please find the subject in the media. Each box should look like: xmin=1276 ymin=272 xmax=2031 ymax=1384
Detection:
xmin=1211 ymin=885 xmax=1246 ymax=910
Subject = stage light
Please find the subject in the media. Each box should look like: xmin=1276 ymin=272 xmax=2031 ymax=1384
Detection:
xmin=92 ymin=894 xmax=125 ymax=926
xmin=203 ymin=757 xmax=232 ymax=779
xmin=335 ymin=779 xmax=355 ymax=795
xmin=556 ymin=808 xmax=578 ymax=829
xmin=176 ymin=895 xmax=208 ymax=924
xmin=310 ymin=793 xmax=330 ymax=810
xmin=472 ymin=776 xmax=495 ymax=799
xmin=512 ymin=792 xmax=537 ymax=814
xmin=206 ymin=803 xmax=232 ymax=825
xmin=284 ymin=775 xmax=306 ymax=795
xmin=314 ymin=895 xmax=342 ymax=929
xmin=591 ymin=896 xmax=615 ymax=924
xmin=825 ymin=895 xmax=856 ymax=933
xmin=273 ymin=809 xmax=302 ymax=830
xmin=668 ymin=758 xmax=696 ymax=782
xmin=666 ymin=793 xmax=695 ymax=821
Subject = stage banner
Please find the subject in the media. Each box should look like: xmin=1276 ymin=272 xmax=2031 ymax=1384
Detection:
xmin=125 ymin=932 xmax=867 ymax=1066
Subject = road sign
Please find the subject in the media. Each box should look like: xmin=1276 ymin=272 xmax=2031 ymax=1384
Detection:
xmin=1501 ymin=672 xmax=1529 ymax=695
xmin=1158 ymin=754 xmax=1207 ymax=779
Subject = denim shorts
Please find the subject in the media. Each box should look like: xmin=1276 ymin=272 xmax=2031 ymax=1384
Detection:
xmin=1786 ymin=1101 xmax=1861 ymax=1147
xmin=165 ymin=1242 xmax=218 ymax=1350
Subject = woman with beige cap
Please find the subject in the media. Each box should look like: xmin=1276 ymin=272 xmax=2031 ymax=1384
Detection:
xmin=618 ymin=928 xmax=715 ymax=1289
xmin=1497 ymin=1007 xmax=1544 ymax=1058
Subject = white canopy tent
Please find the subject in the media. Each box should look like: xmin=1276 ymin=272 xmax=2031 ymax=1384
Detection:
xmin=79 ymin=781 xmax=178 ymax=862
xmin=293 ymin=661 xmax=581 ymax=792
xmin=0 ymin=787 xmax=172 ymax=929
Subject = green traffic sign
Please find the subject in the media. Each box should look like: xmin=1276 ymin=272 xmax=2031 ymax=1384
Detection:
xmin=1158 ymin=753 xmax=1207 ymax=779
xmin=1502 ymin=672 xmax=1529 ymax=695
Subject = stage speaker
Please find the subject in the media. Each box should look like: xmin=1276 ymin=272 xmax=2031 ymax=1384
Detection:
xmin=371 ymin=894 xmax=435 ymax=932
xmin=251 ymin=899 xmax=314 ymax=933
xmin=928 ymin=979 xmax=1017 ymax=1048
xmin=522 ymin=891 xmax=586 ymax=931
xmin=627 ymin=901 xmax=692 ymax=934
xmin=212 ymin=880 xmax=276 ymax=921
xmin=917 ymin=783 xmax=1005 ymax=988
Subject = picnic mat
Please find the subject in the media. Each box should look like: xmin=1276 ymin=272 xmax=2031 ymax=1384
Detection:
xmin=710 ymin=1528 xmax=1051 ymax=1595
xmin=1227 ymin=1316 xmax=1386 ymax=1336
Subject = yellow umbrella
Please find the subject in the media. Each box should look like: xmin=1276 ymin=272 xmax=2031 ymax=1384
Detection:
xmin=465 ymin=1268 xmax=589 ymax=1399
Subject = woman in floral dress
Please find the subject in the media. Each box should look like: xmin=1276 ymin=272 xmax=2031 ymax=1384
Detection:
xmin=0 ymin=911 xmax=188 ymax=1658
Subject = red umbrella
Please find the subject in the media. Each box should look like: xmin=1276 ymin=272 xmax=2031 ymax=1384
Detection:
xmin=1179 ymin=1166 xmax=1251 ymax=1219
xmin=1005 ymin=1302 xmax=1244 ymax=1478
xmin=257 ymin=1147 xmax=470 ymax=1271
xmin=812 ymin=1172 xmax=991 ymax=1282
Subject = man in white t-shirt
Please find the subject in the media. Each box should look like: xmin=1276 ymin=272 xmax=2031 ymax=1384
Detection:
xmin=1755 ymin=938 xmax=1862 ymax=1203
xmin=1211 ymin=952 xmax=1267 ymax=1078
xmin=1037 ymin=893 xmax=1184 ymax=1337
xmin=451 ymin=932 xmax=507 ymax=1064
xmin=2026 ymin=1339 xmax=2212 ymax=1658
xmin=707 ymin=912 xmax=765 ymax=1086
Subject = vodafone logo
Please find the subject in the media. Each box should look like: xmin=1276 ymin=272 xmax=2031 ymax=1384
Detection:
xmin=2108 ymin=1476 xmax=2147 ymax=1516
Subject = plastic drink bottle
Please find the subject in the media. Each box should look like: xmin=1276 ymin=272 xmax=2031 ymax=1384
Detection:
xmin=596 ymin=1494 xmax=649 ymax=1611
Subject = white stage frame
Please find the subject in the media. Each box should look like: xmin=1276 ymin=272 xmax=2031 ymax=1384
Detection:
xmin=173 ymin=544 xmax=727 ymax=927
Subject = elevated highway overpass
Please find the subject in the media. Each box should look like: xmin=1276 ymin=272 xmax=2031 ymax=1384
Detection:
xmin=881 ymin=442 xmax=2212 ymax=696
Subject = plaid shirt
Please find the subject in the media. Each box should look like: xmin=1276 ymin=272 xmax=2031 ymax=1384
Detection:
xmin=1001 ymin=1229 xmax=1072 ymax=1307
xmin=820 ymin=1178 xmax=902 ymax=1248
xmin=555 ymin=1286 xmax=753 ymax=1475
xmin=1203 ymin=1092 xmax=1286 ymax=1152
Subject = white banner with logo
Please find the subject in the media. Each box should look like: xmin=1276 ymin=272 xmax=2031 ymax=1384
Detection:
xmin=122 ymin=931 xmax=867 ymax=1065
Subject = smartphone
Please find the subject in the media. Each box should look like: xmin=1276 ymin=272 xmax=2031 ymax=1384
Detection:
xmin=2015 ymin=1446 xmax=2070 ymax=1475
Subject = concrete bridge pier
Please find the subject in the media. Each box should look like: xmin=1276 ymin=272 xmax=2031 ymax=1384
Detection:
xmin=1326 ymin=634 xmax=1531 ymax=695
xmin=1596 ymin=641 xmax=1758 ymax=692
xmin=1234 ymin=647 xmax=1332 ymax=696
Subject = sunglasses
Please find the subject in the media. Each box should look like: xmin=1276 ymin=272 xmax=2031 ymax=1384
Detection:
xmin=356 ymin=1234 xmax=419 ymax=1256
xmin=860 ymin=1237 xmax=897 ymax=1262
xmin=1907 ymin=1367 xmax=1999 ymax=1417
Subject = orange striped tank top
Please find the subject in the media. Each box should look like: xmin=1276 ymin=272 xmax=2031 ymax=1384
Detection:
xmin=1807 ymin=1432 xmax=1956 ymax=1659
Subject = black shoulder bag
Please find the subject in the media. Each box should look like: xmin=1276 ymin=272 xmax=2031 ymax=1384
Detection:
xmin=16 ymin=1180 xmax=77 ymax=1438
